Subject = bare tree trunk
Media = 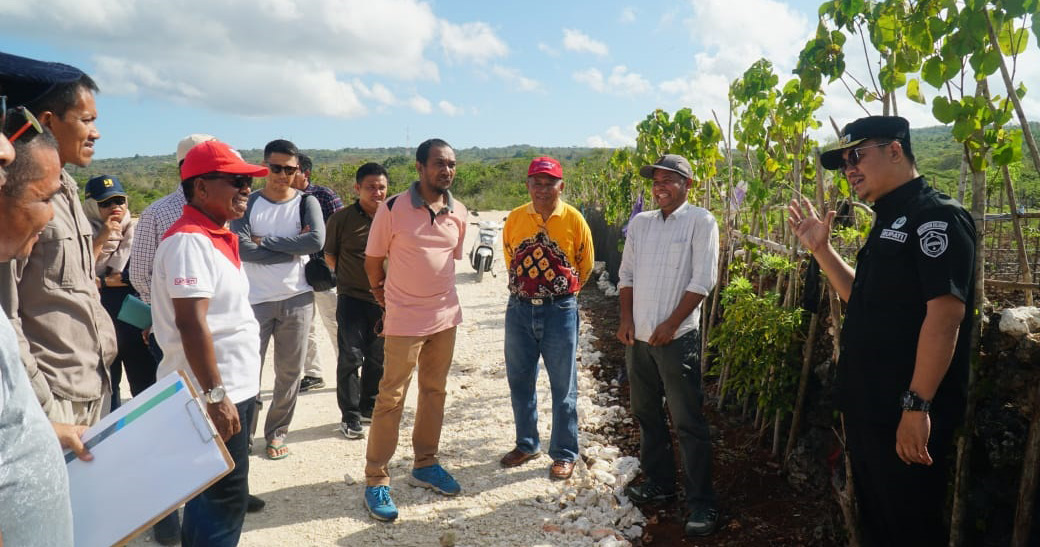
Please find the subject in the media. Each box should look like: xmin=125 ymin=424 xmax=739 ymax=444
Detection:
xmin=771 ymin=409 xmax=782 ymax=458
xmin=1000 ymin=164 xmax=1034 ymax=305
xmin=958 ymin=156 xmax=968 ymax=204
xmin=1011 ymin=383 xmax=1040 ymax=546
xmin=837 ymin=418 xmax=861 ymax=547
xmin=785 ymin=308 xmax=821 ymax=465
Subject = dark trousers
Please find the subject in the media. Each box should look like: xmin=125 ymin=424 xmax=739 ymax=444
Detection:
xmin=336 ymin=294 xmax=385 ymax=422
xmin=99 ymin=286 xmax=158 ymax=409
xmin=626 ymin=329 xmax=716 ymax=510
xmin=182 ymin=398 xmax=255 ymax=547
xmin=845 ymin=417 xmax=956 ymax=547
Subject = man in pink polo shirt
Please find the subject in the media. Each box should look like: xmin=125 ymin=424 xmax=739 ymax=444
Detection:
xmin=361 ymin=138 xmax=467 ymax=522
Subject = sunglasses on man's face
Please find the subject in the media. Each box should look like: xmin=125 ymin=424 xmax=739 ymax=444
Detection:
xmin=267 ymin=164 xmax=299 ymax=176
xmin=841 ymin=141 xmax=891 ymax=171
xmin=99 ymin=196 xmax=127 ymax=207
xmin=202 ymin=174 xmax=253 ymax=189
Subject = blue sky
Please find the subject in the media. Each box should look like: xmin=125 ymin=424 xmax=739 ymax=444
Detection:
xmin=1 ymin=0 xmax=1038 ymax=159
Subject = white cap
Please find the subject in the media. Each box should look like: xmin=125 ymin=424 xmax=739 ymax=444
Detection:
xmin=176 ymin=133 xmax=217 ymax=163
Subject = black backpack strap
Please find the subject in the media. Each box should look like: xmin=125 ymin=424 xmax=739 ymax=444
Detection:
xmin=299 ymin=193 xmax=311 ymax=228
xmin=385 ymin=195 xmax=399 ymax=212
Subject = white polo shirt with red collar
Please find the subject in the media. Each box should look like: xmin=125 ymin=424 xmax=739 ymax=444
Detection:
xmin=152 ymin=205 xmax=261 ymax=404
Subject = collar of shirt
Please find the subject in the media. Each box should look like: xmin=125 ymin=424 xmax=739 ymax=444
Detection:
xmin=872 ymin=176 xmax=926 ymax=217
xmin=352 ymin=199 xmax=373 ymax=219
xmin=408 ymin=181 xmax=455 ymax=221
xmin=167 ymin=204 xmax=242 ymax=268
xmin=650 ymin=200 xmax=691 ymax=222
xmin=524 ymin=199 xmax=565 ymax=221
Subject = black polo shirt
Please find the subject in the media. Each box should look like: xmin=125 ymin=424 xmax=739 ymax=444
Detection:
xmin=837 ymin=177 xmax=976 ymax=426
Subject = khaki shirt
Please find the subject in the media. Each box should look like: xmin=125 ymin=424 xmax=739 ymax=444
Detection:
xmin=0 ymin=170 xmax=116 ymax=411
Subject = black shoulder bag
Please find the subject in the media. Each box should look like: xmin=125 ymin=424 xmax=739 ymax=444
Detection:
xmin=299 ymin=194 xmax=336 ymax=292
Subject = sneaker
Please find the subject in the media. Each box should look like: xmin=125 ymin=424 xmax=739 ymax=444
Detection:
xmin=299 ymin=376 xmax=326 ymax=392
xmin=360 ymin=410 xmax=373 ymax=424
xmin=624 ymin=481 xmax=677 ymax=504
xmin=363 ymin=486 xmax=398 ymax=522
xmin=339 ymin=419 xmax=364 ymax=439
xmin=684 ymin=506 xmax=719 ymax=537
xmin=409 ymin=464 xmax=461 ymax=496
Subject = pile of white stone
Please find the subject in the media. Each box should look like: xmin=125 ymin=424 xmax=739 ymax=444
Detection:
xmin=998 ymin=306 xmax=1040 ymax=336
xmin=531 ymin=318 xmax=647 ymax=547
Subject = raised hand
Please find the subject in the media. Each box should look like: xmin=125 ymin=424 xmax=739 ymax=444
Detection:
xmin=786 ymin=197 xmax=836 ymax=254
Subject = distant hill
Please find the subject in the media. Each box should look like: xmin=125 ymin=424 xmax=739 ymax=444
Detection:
xmin=65 ymin=125 xmax=1040 ymax=214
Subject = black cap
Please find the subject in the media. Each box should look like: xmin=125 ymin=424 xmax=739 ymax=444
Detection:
xmin=85 ymin=175 xmax=127 ymax=202
xmin=0 ymin=51 xmax=86 ymax=107
xmin=820 ymin=115 xmax=912 ymax=170
xmin=639 ymin=154 xmax=693 ymax=179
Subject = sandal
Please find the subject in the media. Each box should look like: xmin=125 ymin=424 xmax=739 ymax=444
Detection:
xmin=265 ymin=440 xmax=289 ymax=460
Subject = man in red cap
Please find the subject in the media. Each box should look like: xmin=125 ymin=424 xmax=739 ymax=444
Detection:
xmin=151 ymin=140 xmax=268 ymax=546
xmin=499 ymin=156 xmax=594 ymax=480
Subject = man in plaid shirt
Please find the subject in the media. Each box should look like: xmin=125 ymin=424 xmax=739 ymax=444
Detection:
xmin=290 ymin=153 xmax=344 ymax=391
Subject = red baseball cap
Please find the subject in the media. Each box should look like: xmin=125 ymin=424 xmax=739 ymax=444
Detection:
xmin=527 ymin=156 xmax=563 ymax=179
xmin=180 ymin=140 xmax=268 ymax=181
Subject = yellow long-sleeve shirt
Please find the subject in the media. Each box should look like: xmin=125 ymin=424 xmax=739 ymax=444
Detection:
xmin=502 ymin=200 xmax=594 ymax=298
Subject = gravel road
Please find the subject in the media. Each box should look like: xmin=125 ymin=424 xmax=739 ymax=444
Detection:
xmin=129 ymin=211 xmax=641 ymax=547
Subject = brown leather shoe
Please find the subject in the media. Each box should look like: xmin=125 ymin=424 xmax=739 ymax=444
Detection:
xmin=500 ymin=448 xmax=540 ymax=468
xmin=549 ymin=460 xmax=575 ymax=480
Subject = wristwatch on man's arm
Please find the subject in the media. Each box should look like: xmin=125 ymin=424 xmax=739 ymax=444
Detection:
xmin=901 ymin=390 xmax=931 ymax=412
xmin=204 ymin=385 xmax=227 ymax=404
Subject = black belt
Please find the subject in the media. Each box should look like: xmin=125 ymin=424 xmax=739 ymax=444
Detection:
xmin=512 ymin=293 xmax=574 ymax=306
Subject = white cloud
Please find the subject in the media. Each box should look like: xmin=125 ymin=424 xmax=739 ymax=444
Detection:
xmin=409 ymin=95 xmax=433 ymax=114
xmin=440 ymin=20 xmax=508 ymax=64
xmin=492 ymin=65 xmax=542 ymax=92
xmin=563 ymin=29 xmax=609 ymax=56
xmin=353 ymin=79 xmax=397 ymax=105
xmin=0 ymin=0 xmax=524 ymax=118
xmin=587 ymin=124 xmax=637 ymax=148
xmin=438 ymin=100 xmax=463 ymax=116
xmin=619 ymin=7 xmax=637 ymax=23
xmin=537 ymin=43 xmax=559 ymax=57
xmin=573 ymin=66 xmax=650 ymax=96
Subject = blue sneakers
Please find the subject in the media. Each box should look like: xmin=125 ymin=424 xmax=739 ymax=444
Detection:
xmin=409 ymin=464 xmax=461 ymax=496
xmin=364 ymin=486 xmax=398 ymax=522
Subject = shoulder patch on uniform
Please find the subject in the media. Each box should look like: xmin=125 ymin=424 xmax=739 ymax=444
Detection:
xmin=916 ymin=220 xmax=947 ymax=235
xmin=919 ymin=230 xmax=948 ymax=257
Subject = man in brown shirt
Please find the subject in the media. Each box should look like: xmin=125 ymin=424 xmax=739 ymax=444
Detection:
xmin=0 ymin=55 xmax=116 ymax=425
xmin=324 ymin=162 xmax=388 ymax=439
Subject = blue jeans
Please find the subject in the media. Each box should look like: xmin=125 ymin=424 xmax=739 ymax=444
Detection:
xmin=626 ymin=329 xmax=716 ymax=510
xmin=182 ymin=398 xmax=255 ymax=547
xmin=504 ymin=294 xmax=579 ymax=462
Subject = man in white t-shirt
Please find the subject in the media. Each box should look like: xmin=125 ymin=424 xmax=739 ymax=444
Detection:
xmin=151 ymin=140 xmax=268 ymax=546
xmin=230 ymin=139 xmax=324 ymax=461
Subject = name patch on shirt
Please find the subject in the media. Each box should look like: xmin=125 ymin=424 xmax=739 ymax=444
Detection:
xmin=880 ymin=229 xmax=907 ymax=243
xmin=917 ymin=221 xmax=948 ymax=235
xmin=174 ymin=277 xmax=198 ymax=286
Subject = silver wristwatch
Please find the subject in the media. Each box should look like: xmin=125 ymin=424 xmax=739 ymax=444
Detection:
xmin=204 ymin=385 xmax=227 ymax=404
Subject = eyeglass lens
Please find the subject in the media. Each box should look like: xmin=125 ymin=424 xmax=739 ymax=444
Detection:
xmin=268 ymin=164 xmax=298 ymax=175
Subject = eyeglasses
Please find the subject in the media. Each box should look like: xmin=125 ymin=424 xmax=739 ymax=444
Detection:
xmin=841 ymin=141 xmax=891 ymax=170
xmin=267 ymin=164 xmax=298 ymax=175
xmin=201 ymin=173 xmax=253 ymax=189
xmin=99 ymin=196 xmax=127 ymax=207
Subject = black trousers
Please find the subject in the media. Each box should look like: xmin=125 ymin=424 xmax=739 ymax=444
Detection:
xmin=99 ymin=286 xmax=158 ymax=406
xmin=182 ymin=398 xmax=255 ymax=547
xmin=625 ymin=330 xmax=716 ymax=510
xmin=845 ymin=417 xmax=956 ymax=547
xmin=336 ymin=294 xmax=385 ymax=423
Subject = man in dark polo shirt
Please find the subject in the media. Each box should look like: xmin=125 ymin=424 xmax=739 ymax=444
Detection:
xmin=788 ymin=116 xmax=976 ymax=545
xmin=324 ymin=162 xmax=388 ymax=439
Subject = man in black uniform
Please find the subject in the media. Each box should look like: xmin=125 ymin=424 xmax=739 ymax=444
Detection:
xmin=788 ymin=116 xmax=976 ymax=545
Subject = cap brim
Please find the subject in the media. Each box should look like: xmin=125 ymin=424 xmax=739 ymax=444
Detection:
xmin=819 ymin=138 xmax=866 ymax=170
xmin=221 ymin=163 xmax=269 ymax=178
xmin=639 ymin=164 xmax=687 ymax=179
xmin=91 ymin=191 xmax=128 ymax=201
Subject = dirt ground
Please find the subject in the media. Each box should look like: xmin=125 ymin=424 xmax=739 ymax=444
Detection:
xmin=124 ymin=208 xmax=843 ymax=547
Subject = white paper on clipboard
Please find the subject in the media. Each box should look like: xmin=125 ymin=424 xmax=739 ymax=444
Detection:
xmin=66 ymin=370 xmax=233 ymax=547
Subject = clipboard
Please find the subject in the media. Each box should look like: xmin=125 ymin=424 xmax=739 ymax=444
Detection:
xmin=66 ymin=370 xmax=233 ymax=547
